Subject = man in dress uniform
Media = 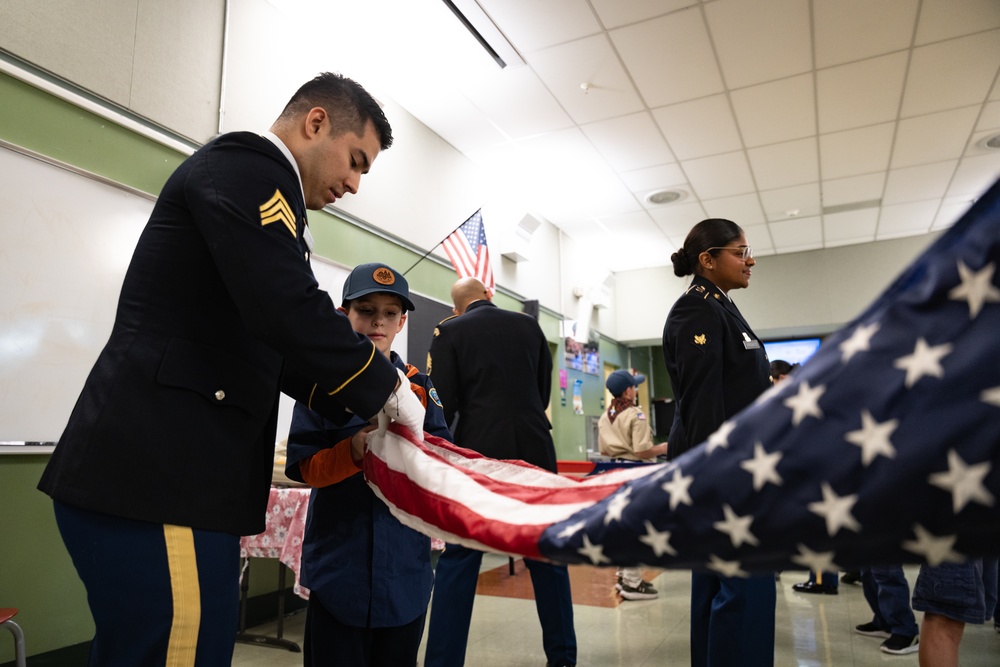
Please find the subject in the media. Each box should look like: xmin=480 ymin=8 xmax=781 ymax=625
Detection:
xmin=38 ymin=72 xmax=425 ymax=666
xmin=423 ymin=277 xmax=577 ymax=667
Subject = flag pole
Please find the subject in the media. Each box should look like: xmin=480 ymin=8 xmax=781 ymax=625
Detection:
xmin=402 ymin=208 xmax=482 ymax=276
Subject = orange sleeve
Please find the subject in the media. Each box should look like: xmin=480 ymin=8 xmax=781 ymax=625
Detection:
xmin=299 ymin=437 xmax=362 ymax=488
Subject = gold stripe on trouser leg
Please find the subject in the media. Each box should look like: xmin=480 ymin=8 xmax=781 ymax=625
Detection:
xmin=164 ymin=525 xmax=201 ymax=666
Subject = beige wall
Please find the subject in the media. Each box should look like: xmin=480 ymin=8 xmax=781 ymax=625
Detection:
xmin=614 ymin=231 xmax=942 ymax=344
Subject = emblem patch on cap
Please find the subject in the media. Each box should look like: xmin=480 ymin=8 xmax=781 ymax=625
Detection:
xmin=259 ymin=189 xmax=296 ymax=237
xmin=373 ymin=267 xmax=396 ymax=285
xmin=694 ymin=334 xmax=707 ymax=345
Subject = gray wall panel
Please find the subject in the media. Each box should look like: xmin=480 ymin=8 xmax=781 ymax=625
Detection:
xmin=131 ymin=0 xmax=225 ymax=142
xmin=0 ymin=0 xmax=139 ymax=105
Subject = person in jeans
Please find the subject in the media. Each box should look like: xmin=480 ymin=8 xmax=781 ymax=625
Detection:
xmin=856 ymin=565 xmax=920 ymax=655
xmin=912 ymin=558 xmax=998 ymax=667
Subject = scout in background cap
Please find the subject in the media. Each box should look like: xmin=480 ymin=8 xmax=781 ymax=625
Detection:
xmin=605 ymin=369 xmax=646 ymax=397
xmin=342 ymin=262 xmax=416 ymax=312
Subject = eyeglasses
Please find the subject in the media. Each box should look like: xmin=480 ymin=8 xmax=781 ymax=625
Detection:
xmin=706 ymin=245 xmax=753 ymax=261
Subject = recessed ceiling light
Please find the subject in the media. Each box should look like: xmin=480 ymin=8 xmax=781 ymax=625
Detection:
xmin=982 ymin=133 xmax=1000 ymax=150
xmin=646 ymin=189 xmax=685 ymax=205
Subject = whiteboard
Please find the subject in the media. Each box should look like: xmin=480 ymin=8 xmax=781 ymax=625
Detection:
xmin=0 ymin=144 xmax=409 ymax=447
xmin=0 ymin=145 xmax=154 ymax=445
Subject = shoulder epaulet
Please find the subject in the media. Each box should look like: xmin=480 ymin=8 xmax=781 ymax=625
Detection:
xmin=684 ymin=283 xmax=723 ymax=301
xmin=433 ymin=314 xmax=458 ymax=337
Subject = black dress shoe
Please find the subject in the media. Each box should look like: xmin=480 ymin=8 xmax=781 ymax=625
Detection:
xmin=840 ymin=570 xmax=862 ymax=585
xmin=792 ymin=581 xmax=838 ymax=595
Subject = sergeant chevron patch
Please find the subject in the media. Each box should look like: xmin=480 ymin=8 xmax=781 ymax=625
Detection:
xmin=260 ymin=189 xmax=296 ymax=237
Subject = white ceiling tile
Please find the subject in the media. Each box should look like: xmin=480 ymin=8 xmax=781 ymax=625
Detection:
xmin=819 ymin=122 xmax=894 ymax=179
xmin=405 ymin=89 xmax=509 ymax=153
xmin=649 ymin=202 xmax=709 ymax=236
xmin=823 ymin=208 xmax=878 ymax=243
xmin=914 ymin=0 xmax=1000 ymax=45
xmin=619 ymin=163 xmax=686 ymax=193
xmin=611 ymin=238 xmax=678 ymax=272
xmin=469 ymin=128 xmax=638 ymax=223
xmin=933 ymin=198 xmax=975 ymax=230
xmin=651 ymin=94 xmax=742 ymax=160
xmin=581 ymin=112 xmax=674 ymax=171
xmin=741 ymin=223 xmax=775 ymax=255
xmin=768 ymin=216 xmax=823 ymax=252
xmin=759 ymin=183 xmax=821 ymax=221
xmin=883 ymin=161 xmax=957 ymax=205
xmin=459 ymin=66 xmax=574 ymax=140
xmin=821 ymin=173 xmax=886 ymax=207
xmin=702 ymin=193 xmax=767 ymax=226
xmin=891 ymin=106 xmax=980 ymax=168
xmin=747 ymin=138 xmax=819 ymax=190
xmin=705 ymin=0 xmax=811 ymax=89
xmin=876 ymin=201 xmax=938 ymax=239
xmin=682 ymin=151 xmax=756 ymax=200
xmin=591 ymin=0 xmax=699 ymax=29
xmin=731 ymin=74 xmax=814 ymax=147
xmin=977 ymin=101 xmax=1000 ymax=132
xmin=901 ymin=31 xmax=1000 ymax=118
xmin=816 ymin=52 xmax=908 ymax=134
xmin=947 ymin=153 xmax=1000 ymax=199
xmin=477 ymin=0 xmax=601 ymax=53
xmin=611 ymin=8 xmax=724 ymax=108
xmin=527 ymin=34 xmax=645 ymax=124
xmin=595 ymin=209 xmax=662 ymax=236
xmin=813 ymin=0 xmax=918 ymax=69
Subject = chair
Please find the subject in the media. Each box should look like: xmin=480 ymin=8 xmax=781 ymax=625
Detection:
xmin=0 ymin=608 xmax=26 ymax=667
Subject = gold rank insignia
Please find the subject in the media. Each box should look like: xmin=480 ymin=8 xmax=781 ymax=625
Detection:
xmin=259 ymin=189 xmax=296 ymax=237
xmin=694 ymin=334 xmax=707 ymax=345
xmin=433 ymin=327 xmax=440 ymax=337
xmin=426 ymin=352 xmax=433 ymax=373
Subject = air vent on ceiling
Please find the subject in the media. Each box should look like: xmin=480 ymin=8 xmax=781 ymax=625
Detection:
xmin=646 ymin=189 xmax=686 ymax=205
xmin=821 ymin=199 xmax=881 ymax=216
xmin=981 ymin=133 xmax=1000 ymax=150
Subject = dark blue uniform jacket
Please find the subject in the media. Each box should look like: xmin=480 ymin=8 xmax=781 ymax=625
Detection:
xmin=285 ymin=352 xmax=452 ymax=627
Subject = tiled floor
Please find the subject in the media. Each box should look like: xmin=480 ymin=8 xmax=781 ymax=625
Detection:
xmin=232 ymin=556 xmax=999 ymax=666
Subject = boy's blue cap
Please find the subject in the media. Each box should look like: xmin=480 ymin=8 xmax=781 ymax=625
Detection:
xmin=606 ymin=369 xmax=645 ymax=396
xmin=342 ymin=263 xmax=415 ymax=311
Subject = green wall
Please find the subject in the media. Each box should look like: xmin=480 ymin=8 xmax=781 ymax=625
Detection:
xmin=0 ymin=70 xmax=639 ymax=662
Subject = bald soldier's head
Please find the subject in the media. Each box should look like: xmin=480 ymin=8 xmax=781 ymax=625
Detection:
xmin=451 ymin=277 xmax=491 ymax=315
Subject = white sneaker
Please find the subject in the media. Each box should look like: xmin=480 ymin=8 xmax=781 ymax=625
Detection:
xmin=880 ymin=634 xmax=919 ymax=655
xmin=620 ymin=581 xmax=658 ymax=600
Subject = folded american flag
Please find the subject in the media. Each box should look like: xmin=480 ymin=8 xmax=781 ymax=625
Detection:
xmin=366 ymin=177 xmax=1000 ymax=572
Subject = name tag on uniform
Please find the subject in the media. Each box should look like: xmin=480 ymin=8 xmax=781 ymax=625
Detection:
xmin=303 ymin=223 xmax=315 ymax=253
xmin=742 ymin=332 xmax=760 ymax=350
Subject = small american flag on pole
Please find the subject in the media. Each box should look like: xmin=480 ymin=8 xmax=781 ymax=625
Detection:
xmin=365 ymin=177 xmax=1000 ymax=571
xmin=442 ymin=210 xmax=494 ymax=292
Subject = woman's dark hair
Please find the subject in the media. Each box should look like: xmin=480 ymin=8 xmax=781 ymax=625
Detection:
xmin=670 ymin=218 xmax=744 ymax=277
xmin=277 ymin=72 xmax=393 ymax=150
xmin=770 ymin=359 xmax=794 ymax=377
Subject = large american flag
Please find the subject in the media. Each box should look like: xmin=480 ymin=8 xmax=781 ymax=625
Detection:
xmin=365 ymin=177 xmax=1000 ymax=572
xmin=441 ymin=210 xmax=494 ymax=292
